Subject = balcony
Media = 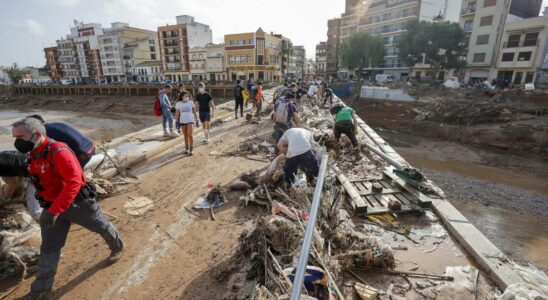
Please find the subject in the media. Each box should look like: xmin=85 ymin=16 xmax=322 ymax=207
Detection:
xmin=461 ymin=6 xmax=476 ymax=16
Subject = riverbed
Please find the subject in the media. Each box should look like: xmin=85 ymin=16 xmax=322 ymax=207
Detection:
xmin=0 ymin=109 xmax=158 ymax=151
xmin=379 ymin=130 xmax=548 ymax=270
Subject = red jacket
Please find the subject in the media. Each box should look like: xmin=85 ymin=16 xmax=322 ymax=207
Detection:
xmin=28 ymin=137 xmax=86 ymax=216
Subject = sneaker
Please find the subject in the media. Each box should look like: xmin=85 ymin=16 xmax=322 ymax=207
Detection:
xmin=169 ymin=131 xmax=179 ymax=138
xmin=107 ymin=249 xmax=123 ymax=264
xmin=189 ymin=149 xmax=193 ymax=156
xmin=163 ymin=131 xmax=169 ymax=138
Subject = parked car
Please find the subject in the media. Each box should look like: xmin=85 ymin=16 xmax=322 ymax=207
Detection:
xmin=60 ymin=79 xmax=73 ymax=85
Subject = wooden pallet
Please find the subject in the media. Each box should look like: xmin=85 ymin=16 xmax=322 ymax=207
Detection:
xmin=338 ymin=172 xmax=425 ymax=215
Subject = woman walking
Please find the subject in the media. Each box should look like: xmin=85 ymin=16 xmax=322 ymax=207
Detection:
xmin=175 ymin=91 xmax=199 ymax=155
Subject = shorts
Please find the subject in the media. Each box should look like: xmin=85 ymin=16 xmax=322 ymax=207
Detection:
xmin=199 ymin=111 xmax=211 ymax=122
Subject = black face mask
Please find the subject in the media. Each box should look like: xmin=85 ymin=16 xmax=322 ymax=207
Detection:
xmin=14 ymin=135 xmax=35 ymax=153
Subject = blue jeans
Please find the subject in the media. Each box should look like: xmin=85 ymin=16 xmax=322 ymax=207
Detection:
xmin=162 ymin=110 xmax=174 ymax=130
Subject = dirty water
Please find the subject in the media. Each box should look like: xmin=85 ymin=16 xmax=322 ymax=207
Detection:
xmin=403 ymin=153 xmax=548 ymax=195
xmin=0 ymin=109 xmax=158 ymax=151
xmin=452 ymin=200 xmax=548 ymax=270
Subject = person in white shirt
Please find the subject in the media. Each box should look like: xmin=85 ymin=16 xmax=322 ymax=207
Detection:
xmin=175 ymin=91 xmax=199 ymax=155
xmin=307 ymin=83 xmax=319 ymax=101
xmin=277 ymin=128 xmax=319 ymax=183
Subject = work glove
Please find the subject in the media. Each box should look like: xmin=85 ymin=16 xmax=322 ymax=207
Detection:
xmin=39 ymin=210 xmax=57 ymax=228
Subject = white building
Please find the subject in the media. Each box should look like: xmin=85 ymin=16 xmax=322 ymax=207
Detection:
xmin=133 ymin=61 xmax=163 ymax=83
xmin=0 ymin=66 xmax=12 ymax=84
xmin=496 ymin=15 xmax=548 ymax=85
xmin=71 ymin=23 xmax=104 ymax=83
xmin=189 ymin=46 xmax=207 ymax=82
xmin=459 ymin=0 xmax=543 ymax=80
xmin=205 ymin=43 xmax=226 ymax=82
xmin=99 ymin=22 xmax=159 ymax=83
xmin=56 ymin=39 xmax=80 ymax=83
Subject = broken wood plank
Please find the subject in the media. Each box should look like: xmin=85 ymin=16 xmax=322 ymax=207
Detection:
xmin=337 ymin=173 xmax=368 ymax=214
xmin=383 ymin=167 xmax=432 ymax=208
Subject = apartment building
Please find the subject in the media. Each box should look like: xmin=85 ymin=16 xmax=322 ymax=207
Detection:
xmin=326 ymin=18 xmax=342 ymax=78
xmin=315 ymin=42 xmax=327 ymax=78
xmin=205 ymin=43 xmax=226 ymax=82
xmin=56 ymin=39 xmax=80 ymax=83
xmin=225 ymin=28 xmax=282 ymax=82
xmin=459 ymin=0 xmax=543 ymax=81
xmin=189 ymin=46 xmax=207 ymax=81
xmin=71 ymin=23 xmax=104 ymax=84
xmin=495 ymin=15 xmax=548 ymax=85
xmin=158 ymin=15 xmax=212 ymax=82
xmin=293 ymin=46 xmax=306 ymax=78
xmin=98 ymin=22 xmax=159 ymax=83
xmin=44 ymin=46 xmax=62 ymax=81
xmin=336 ymin=0 xmax=460 ymax=79
xmin=273 ymin=34 xmax=294 ymax=77
xmin=134 ymin=61 xmax=163 ymax=83
xmin=306 ymin=59 xmax=316 ymax=77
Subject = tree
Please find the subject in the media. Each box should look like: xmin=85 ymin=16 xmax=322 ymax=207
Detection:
xmin=398 ymin=20 xmax=467 ymax=80
xmin=340 ymin=31 xmax=385 ymax=79
xmin=7 ymin=63 xmax=22 ymax=84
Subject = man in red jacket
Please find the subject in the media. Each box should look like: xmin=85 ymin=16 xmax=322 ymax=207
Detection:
xmin=12 ymin=118 xmax=123 ymax=300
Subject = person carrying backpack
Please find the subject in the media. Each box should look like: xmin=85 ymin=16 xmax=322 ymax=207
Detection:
xmin=12 ymin=118 xmax=124 ymax=300
xmin=330 ymin=104 xmax=359 ymax=149
xmin=27 ymin=115 xmax=95 ymax=168
xmin=246 ymin=80 xmax=255 ymax=109
xmin=158 ymin=84 xmax=179 ymax=138
xmin=234 ymin=80 xmax=244 ymax=119
xmin=272 ymin=93 xmax=300 ymax=145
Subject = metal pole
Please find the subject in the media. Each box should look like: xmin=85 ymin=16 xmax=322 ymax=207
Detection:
xmin=290 ymin=154 xmax=329 ymax=300
xmin=362 ymin=139 xmax=404 ymax=170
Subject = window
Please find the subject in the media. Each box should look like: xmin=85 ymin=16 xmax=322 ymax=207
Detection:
xmin=523 ymin=32 xmax=539 ymax=46
xmin=506 ymin=34 xmax=520 ymax=47
xmin=480 ymin=15 xmax=493 ymax=26
xmin=518 ymin=51 xmax=532 ymax=61
xmin=473 ymin=53 xmax=486 ymax=62
xmin=476 ymin=34 xmax=489 ymax=45
xmin=514 ymin=72 xmax=523 ymax=84
xmin=525 ymin=72 xmax=535 ymax=83
xmin=501 ymin=52 xmax=514 ymax=61
xmin=463 ymin=20 xmax=473 ymax=32
xmin=484 ymin=0 xmax=496 ymax=7
xmin=229 ymin=40 xmax=234 ymax=45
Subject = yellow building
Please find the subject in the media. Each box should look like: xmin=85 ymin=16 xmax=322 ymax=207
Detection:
xmin=225 ymin=28 xmax=282 ymax=82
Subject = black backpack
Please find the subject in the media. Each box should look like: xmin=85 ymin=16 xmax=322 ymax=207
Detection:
xmin=234 ymin=85 xmax=241 ymax=98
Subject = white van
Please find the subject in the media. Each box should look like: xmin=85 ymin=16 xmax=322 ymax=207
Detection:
xmin=61 ymin=79 xmax=72 ymax=85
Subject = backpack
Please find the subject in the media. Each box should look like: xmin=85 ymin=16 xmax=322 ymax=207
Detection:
xmin=154 ymin=92 xmax=162 ymax=116
xmin=274 ymin=100 xmax=291 ymax=124
xmin=234 ymin=85 xmax=241 ymax=98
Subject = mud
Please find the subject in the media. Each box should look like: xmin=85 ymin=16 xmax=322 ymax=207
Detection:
xmin=347 ymin=88 xmax=548 ymax=157
xmin=375 ymin=130 xmax=548 ymax=271
xmin=0 ymin=109 xmax=159 ymax=151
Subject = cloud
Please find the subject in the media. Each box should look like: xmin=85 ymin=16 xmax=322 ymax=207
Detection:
xmin=36 ymin=0 xmax=85 ymax=7
xmin=8 ymin=19 xmax=45 ymax=35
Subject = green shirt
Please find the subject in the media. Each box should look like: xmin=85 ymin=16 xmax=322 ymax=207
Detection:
xmin=335 ymin=107 xmax=355 ymax=123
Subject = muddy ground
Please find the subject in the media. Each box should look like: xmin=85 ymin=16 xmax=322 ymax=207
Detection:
xmin=380 ymin=131 xmax=548 ymax=270
xmin=347 ymin=87 xmax=548 ymax=158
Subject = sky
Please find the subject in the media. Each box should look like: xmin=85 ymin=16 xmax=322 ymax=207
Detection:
xmin=1 ymin=0 xmax=547 ymax=68
xmin=0 ymin=0 xmax=345 ymax=67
